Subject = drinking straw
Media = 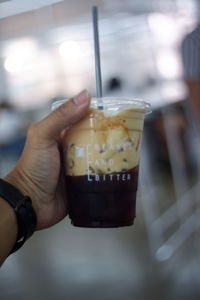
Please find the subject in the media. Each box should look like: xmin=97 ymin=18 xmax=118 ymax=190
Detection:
xmin=92 ymin=6 xmax=103 ymax=109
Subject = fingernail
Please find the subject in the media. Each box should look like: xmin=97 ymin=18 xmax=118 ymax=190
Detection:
xmin=73 ymin=90 xmax=89 ymax=106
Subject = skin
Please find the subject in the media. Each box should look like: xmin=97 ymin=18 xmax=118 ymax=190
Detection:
xmin=185 ymin=79 xmax=200 ymax=120
xmin=0 ymin=90 xmax=90 ymax=265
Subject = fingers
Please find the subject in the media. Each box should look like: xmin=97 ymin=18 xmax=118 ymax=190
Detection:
xmin=31 ymin=90 xmax=90 ymax=144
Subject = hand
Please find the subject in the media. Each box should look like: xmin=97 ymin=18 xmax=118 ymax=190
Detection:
xmin=4 ymin=90 xmax=90 ymax=230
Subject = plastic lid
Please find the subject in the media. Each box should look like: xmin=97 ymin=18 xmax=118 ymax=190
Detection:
xmin=51 ymin=97 xmax=151 ymax=115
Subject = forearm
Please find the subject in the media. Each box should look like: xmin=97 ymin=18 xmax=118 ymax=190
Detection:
xmin=0 ymin=197 xmax=17 ymax=266
xmin=186 ymin=79 xmax=200 ymax=119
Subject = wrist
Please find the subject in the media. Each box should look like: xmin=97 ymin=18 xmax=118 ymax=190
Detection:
xmin=0 ymin=196 xmax=18 ymax=236
xmin=0 ymin=197 xmax=18 ymax=263
xmin=4 ymin=170 xmax=39 ymax=221
xmin=0 ymin=178 xmax=37 ymax=253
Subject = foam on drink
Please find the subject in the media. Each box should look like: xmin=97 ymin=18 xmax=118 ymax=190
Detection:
xmin=62 ymin=106 xmax=144 ymax=178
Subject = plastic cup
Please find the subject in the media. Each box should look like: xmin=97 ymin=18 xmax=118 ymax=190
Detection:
xmin=52 ymin=97 xmax=151 ymax=228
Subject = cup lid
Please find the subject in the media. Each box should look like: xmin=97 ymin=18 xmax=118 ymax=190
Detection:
xmin=51 ymin=97 xmax=151 ymax=115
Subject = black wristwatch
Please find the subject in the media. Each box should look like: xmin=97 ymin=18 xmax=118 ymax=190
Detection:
xmin=0 ymin=179 xmax=37 ymax=253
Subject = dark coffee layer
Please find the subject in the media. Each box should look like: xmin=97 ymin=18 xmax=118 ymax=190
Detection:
xmin=65 ymin=167 xmax=139 ymax=228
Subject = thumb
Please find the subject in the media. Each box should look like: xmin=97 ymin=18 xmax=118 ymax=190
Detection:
xmin=35 ymin=90 xmax=90 ymax=143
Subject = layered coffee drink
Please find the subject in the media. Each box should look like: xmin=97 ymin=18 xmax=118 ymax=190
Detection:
xmin=60 ymin=98 xmax=150 ymax=227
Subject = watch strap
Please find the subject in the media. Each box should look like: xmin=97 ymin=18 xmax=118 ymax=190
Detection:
xmin=0 ymin=179 xmax=37 ymax=253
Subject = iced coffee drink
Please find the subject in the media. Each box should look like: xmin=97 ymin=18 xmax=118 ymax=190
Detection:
xmin=59 ymin=98 xmax=150 ymax=227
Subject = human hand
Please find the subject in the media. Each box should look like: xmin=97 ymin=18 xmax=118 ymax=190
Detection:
xmin=4 ymin=90 xmax=90 ymax=230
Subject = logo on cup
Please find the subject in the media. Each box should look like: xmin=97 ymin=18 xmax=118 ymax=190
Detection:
xmin=75 ymin=146 xmax=85 ymax=158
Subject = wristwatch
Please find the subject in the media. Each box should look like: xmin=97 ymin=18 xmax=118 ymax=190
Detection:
xmin=0 ymin=179 xmax=37 ymax=253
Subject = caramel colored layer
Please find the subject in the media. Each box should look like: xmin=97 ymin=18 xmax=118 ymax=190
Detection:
xmin=62 ymin=108 xmax=145 ymax=176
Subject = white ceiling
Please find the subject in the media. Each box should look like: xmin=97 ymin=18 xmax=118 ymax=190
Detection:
xmin=0 ymin=0 xmax=197 ymax=40
xmin=0 ymin=0 xmax=184 ymax=21
xmin=0 ymin=0 xmax=64 ymax=19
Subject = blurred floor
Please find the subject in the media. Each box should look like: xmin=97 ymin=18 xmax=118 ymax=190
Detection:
xmin=0 ymin=158 xmax=200 ymax=300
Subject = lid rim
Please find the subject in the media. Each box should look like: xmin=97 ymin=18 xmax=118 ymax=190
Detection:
xmin=51 ymin=97 xmax=151 ymax=114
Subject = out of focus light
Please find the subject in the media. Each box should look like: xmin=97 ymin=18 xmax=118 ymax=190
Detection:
xmin=4 ymin=55 xmax=24 ymax=73
xmin=148 ymin=13 xmax=178 ymax=44
xmin=156 ymin=245 xmax=173 ymax=261
xmin=59 ymin=40 xmax=80 ymax=63
xmin=157 ymin=50 xmax=181 ymax=79
xmin=3 ymin=39 xmax=38 ymax=73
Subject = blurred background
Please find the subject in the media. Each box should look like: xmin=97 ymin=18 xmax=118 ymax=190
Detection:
xmin=1 ymin=0 xmax=200 ymax=299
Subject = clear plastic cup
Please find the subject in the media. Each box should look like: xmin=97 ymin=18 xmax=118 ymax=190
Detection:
xmin=52 ymin=97 xmax=151 ymax=227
